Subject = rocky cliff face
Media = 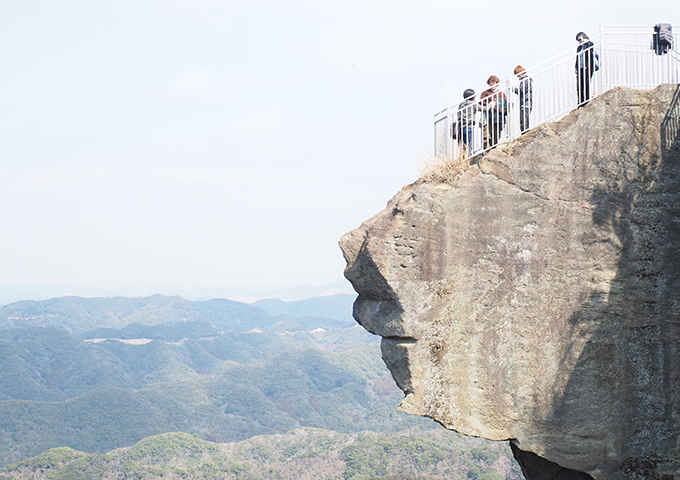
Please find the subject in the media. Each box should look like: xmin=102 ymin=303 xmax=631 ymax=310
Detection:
xmin=340 ymin=85 xmax=680 ymax=480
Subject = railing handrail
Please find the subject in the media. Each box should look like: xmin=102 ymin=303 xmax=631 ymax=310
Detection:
xmin=434 ymin=38 xmax=604 ymax=123
xmin=601 ymin=25 xmax=669 ymax=29
xmin=434 ymin=25 xmax=680 ymax=160
xmin=436 ymin=38 xmax=603 ymax=119
xmin=525 ymin=35 xmax=603 ymax=75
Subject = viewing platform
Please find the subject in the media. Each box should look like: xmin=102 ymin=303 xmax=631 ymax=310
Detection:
xmin=434 ymin=25 xmax=680 ymax=159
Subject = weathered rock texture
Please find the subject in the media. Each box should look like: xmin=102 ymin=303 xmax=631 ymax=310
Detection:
xmin=340 ymin=85 xmax=680 ymax=480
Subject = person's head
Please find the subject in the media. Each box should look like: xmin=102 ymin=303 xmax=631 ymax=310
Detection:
xmin=514 ymin=65 xmax=526 ymax=77
xmin=576 ymin=32 xmax=589 ymax=43
xmin=463 ymin=89 xmax=475 ymax=100
xmin=487 ymin=75 xmax=500 ymax=87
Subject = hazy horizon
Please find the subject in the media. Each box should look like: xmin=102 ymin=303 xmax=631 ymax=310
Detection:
xmin=0 ymin=280 xmax=355 ymax=306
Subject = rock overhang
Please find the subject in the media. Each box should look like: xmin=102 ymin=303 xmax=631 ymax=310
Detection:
xmin=340 ymin=85 xmax=680 ymax=480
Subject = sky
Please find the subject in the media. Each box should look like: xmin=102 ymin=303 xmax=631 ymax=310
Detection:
xmin=0 ymin=1 xmax=678 ymax=299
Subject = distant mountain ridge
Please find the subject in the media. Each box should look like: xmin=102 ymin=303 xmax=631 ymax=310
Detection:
xmin=0 ymin=294 xmax=355 ymax=334
xmin=254 ymin=294 xmax=355 ymax=323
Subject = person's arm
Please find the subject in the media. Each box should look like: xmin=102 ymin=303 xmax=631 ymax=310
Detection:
xmin=479 ymin=92 xmax=490 ymax=110
xmin=575 ymin=46 xmax=579 ymax=73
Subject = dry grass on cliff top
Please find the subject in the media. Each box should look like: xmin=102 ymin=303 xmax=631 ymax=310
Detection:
xmin=418 ymin=153 xmax=470 ymax=184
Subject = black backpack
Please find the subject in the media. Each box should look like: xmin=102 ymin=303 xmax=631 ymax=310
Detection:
xmin=653 ymin=23 xmax=673 ymax=55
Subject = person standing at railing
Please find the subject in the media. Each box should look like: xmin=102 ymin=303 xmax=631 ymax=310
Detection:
xmin=480 ymin=76 xmax=507 ymax=149
xmin=575 ymin=32 xmax=595 ymax=106
xmin=457 ymin=89 xmax=478 ymax=156
xmin=513 ymin=66 xmax=533 ymax=133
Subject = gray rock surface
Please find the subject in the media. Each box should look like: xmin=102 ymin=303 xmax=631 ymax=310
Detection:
xmin=340 ymin=85 xmax=680 ymax=480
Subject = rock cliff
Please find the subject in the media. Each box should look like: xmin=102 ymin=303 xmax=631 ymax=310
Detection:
xmin=340 ymin=85 xmax=680 ymax=480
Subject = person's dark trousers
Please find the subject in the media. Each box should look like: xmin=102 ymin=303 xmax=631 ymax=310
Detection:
xmin=489 ymin=119 xmax=504 ymax=147
xmin=489 ymin=121 xmax=499 ymax=148
xmin=519 ymin=107 xmax=530 ymax=133
xmin=577 ymin=68 xmax=591 ymax=105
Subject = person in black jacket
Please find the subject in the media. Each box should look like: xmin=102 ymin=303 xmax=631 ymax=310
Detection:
xmin=456 ymin=88 xmax=478 ymax=155
xmin=513 ymin=65 xmax=533 ymax=133
xmin=575 ymin=32 xmax=595 ymax=106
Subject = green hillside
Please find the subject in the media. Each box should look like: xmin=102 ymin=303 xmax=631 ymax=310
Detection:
xmin=0 ymin=327 xmax=137 ymax=401
xmin=0 ymin=294 xmax=523 ymax=480
xmin=1 ymin=429 xmax=522 ymax=480
xmin=0 ymin=324 xmax=421 ymax=466
xmin=81 ymin=320 xmax=219 ymax=341
xmin=0 ymin=321 xmax=378 ymax=405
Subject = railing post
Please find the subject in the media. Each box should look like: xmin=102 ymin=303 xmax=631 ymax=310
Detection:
xmin=447 ymin=106 xmax=452 ymax=158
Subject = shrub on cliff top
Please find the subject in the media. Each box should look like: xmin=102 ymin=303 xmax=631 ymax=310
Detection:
xmin=419 ymin=154 xmax=470 ymax=184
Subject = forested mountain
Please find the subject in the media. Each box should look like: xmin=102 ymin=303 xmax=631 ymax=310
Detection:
xmin=1 ymin=429 xmax=520 ymax=480
xmin=0 ymin=294 xmax=522 ymax=479
xmin=0 ymin=294 xmax=356 ymax=333
xmin=0 ymin=325 xmax=400 ymax=465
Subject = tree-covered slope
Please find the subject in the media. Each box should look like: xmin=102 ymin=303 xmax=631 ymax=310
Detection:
xmin=0 ymin=327 xmax=137 ymax=402
xmin=0 ymin=324 xmax=419 ymax=466
xmin=0 ymin=321 xmax=377 ymax=405
xmin=1 ymin=429 xmax=522 ymax=480
xmin=0 ymin=294 xmax=524 ymax=480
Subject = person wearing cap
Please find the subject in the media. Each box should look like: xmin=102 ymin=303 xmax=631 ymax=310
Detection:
xmin=513 ymin=65 xmax=533 ymax=133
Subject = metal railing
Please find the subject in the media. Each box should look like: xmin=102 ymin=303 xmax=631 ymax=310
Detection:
xmin=434 ymin=25 xmax=680 ymax=159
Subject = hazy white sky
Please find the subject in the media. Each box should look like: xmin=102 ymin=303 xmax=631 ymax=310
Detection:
xmin=1 ymin=1 xmax=677 ymax=292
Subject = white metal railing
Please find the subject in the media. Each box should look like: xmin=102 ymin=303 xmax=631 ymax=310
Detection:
xmin=661 ymin=85 xmax=680 ymax=152
xmin=434 ymin=25 xmax=680 ymax=159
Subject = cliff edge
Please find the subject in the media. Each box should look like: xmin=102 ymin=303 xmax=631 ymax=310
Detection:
xmin=340 ymin=85 xmax=680 ymax=480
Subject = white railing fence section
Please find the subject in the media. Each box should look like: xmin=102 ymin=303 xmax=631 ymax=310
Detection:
xmin=434 ymin=25 xmax=680 ymax=160
xmin=661 ymin=85 xmax=680 ymax=152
